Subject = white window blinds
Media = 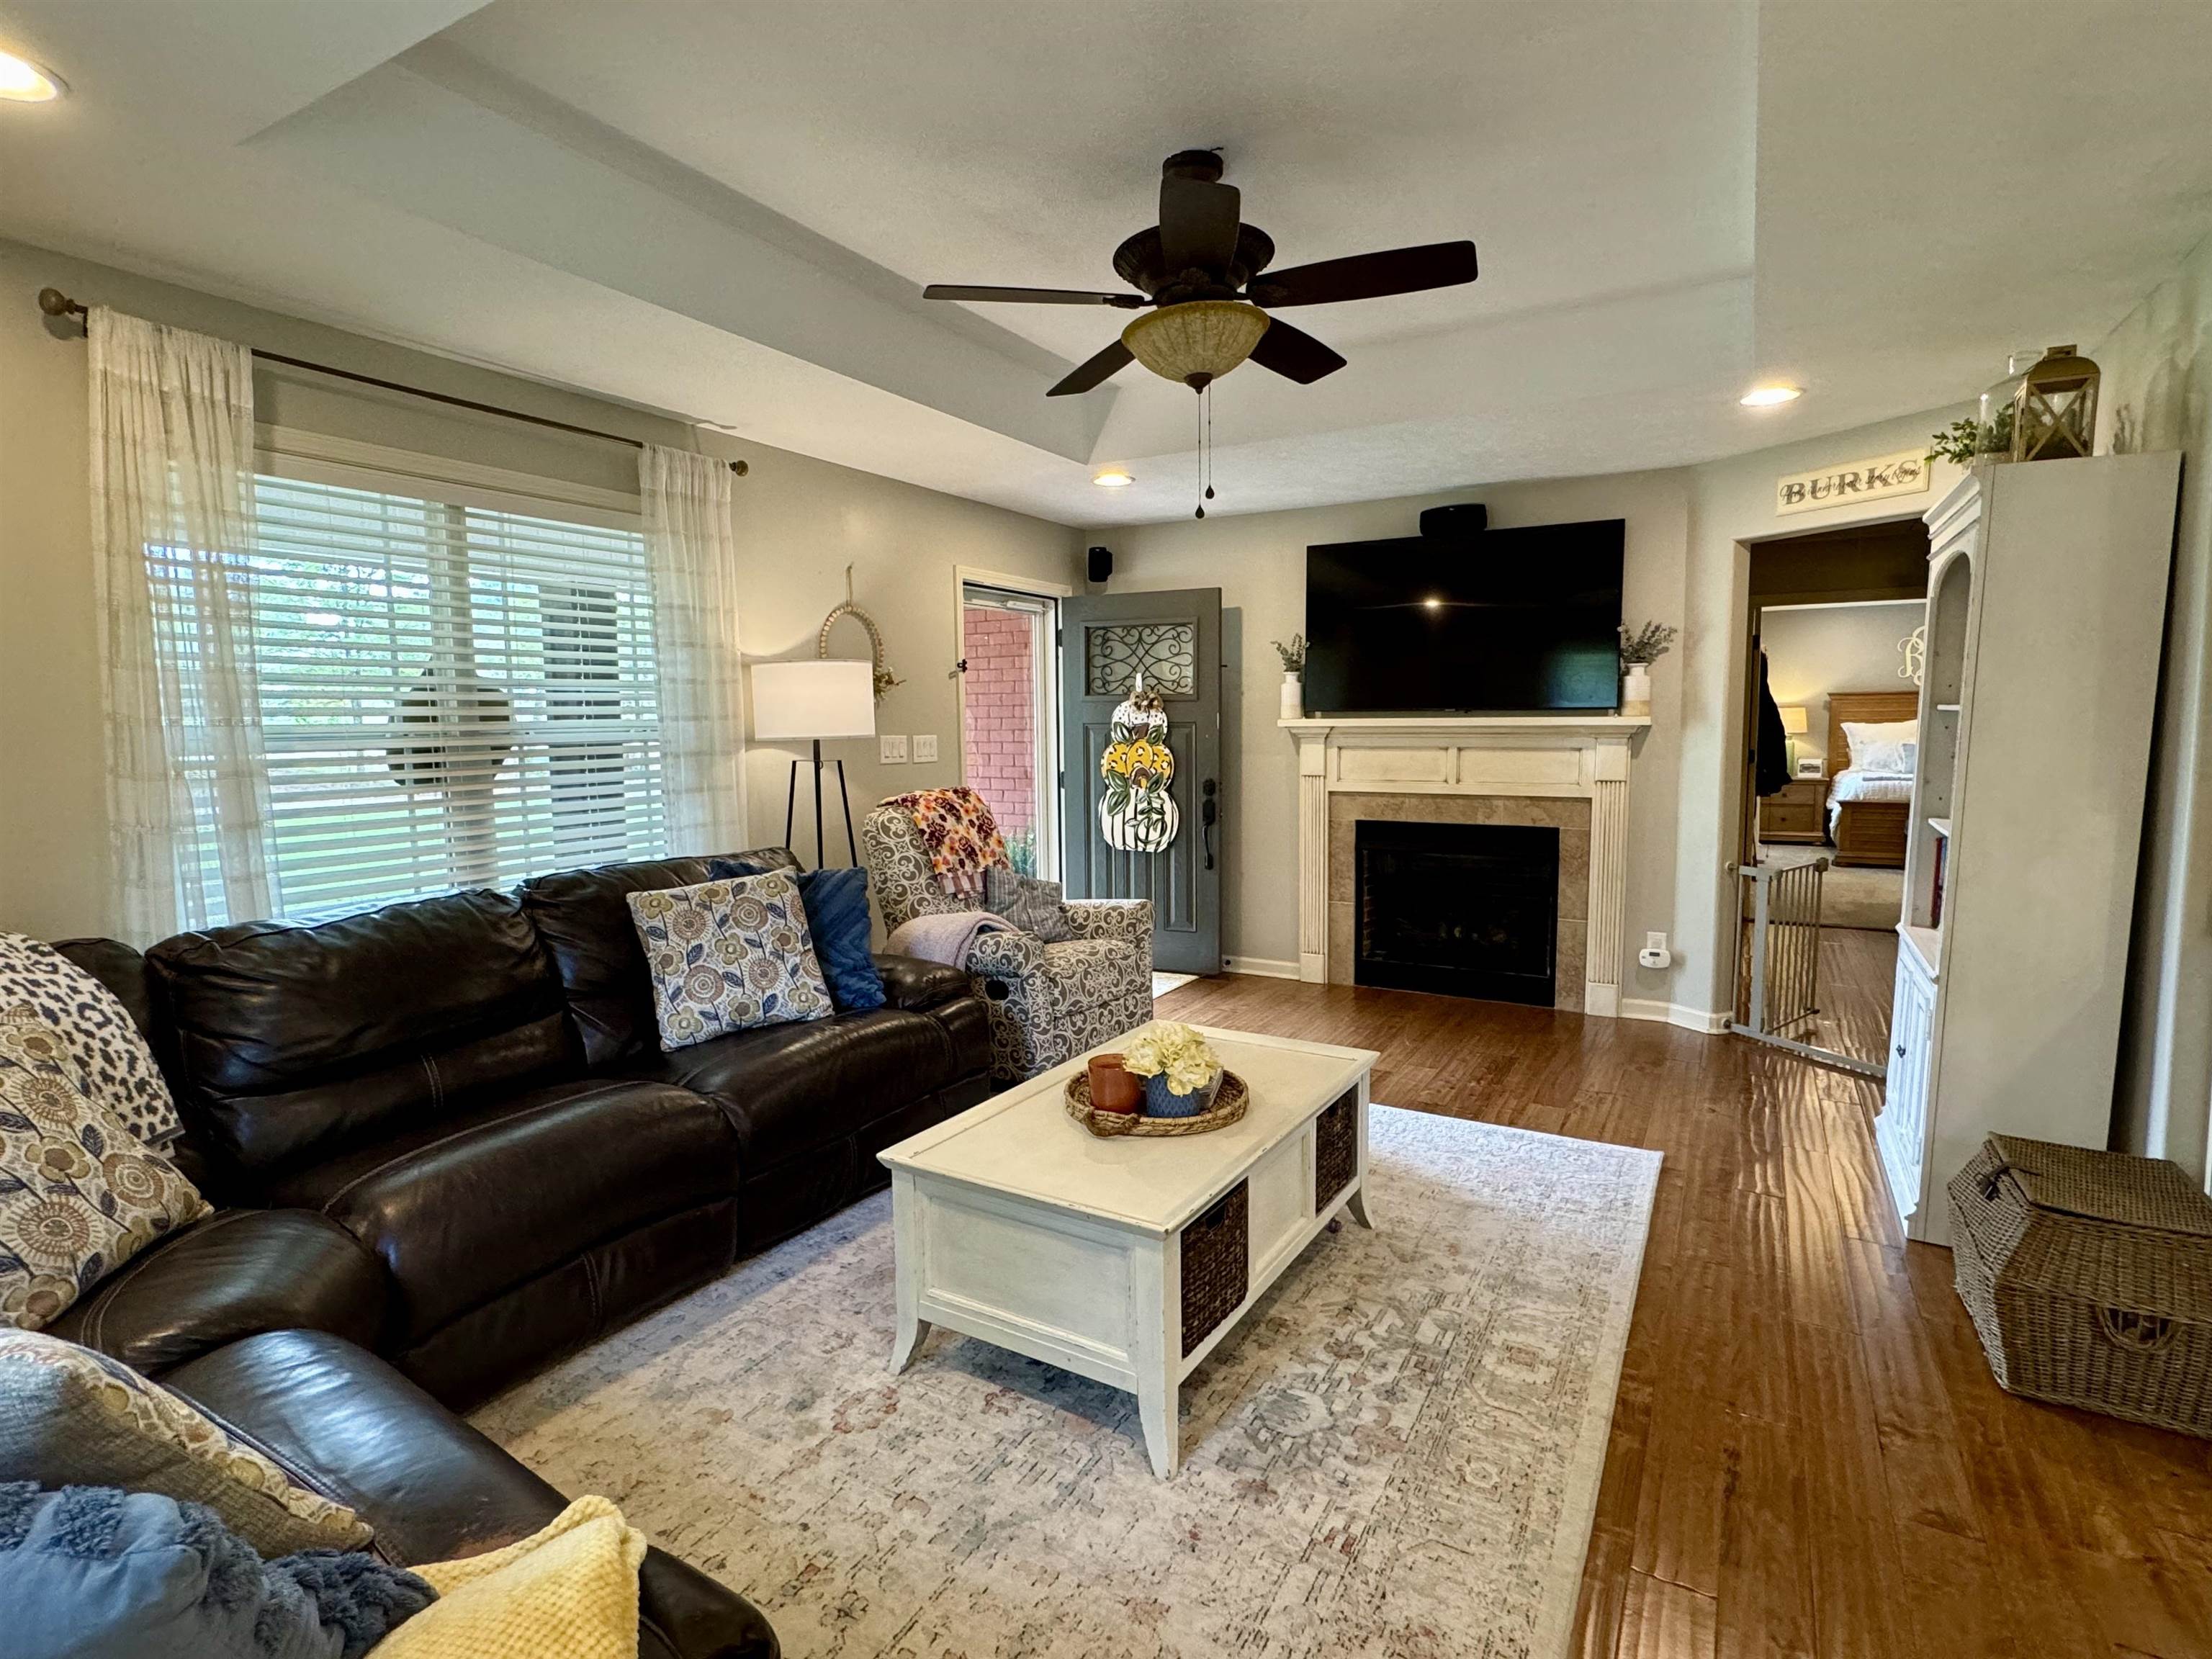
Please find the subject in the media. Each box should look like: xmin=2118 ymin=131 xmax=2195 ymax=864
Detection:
xmin=161 ymin=469 xmax=668 ymax=924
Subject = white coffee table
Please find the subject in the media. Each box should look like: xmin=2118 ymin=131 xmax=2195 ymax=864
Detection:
xmin=877 ymin=1025 xmax=1378 ymax=1477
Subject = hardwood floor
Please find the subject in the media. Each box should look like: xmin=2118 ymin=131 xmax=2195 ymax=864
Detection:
xmin=1802 ymin=926 xmax=1896 ymax=1069
xmin=1154 ymin=973 xmax=2212 ymax=1659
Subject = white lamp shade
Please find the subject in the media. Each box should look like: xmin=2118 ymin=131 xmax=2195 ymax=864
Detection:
xmin=1779 ymin=704 xmax=1810 ymax=735
xmin=750 ymin=659 xmax=876 ymax=741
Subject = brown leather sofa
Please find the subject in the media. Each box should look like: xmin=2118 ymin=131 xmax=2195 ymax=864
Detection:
xmin=37 ymin=847 xmax=997 ymax=1659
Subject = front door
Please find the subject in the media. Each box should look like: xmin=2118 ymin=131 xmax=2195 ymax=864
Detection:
xmin=1059 ymin=589 xmax=1222 ymax=975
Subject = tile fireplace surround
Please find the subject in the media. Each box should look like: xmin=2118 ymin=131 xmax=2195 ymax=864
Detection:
xmin=1282 ymin=714 xmax=1649 ymax=1015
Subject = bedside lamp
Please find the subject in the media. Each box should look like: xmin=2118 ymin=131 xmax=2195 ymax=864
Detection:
xmin=1779 ymin=703 xmax=1810 ymax=771
xmin=751 ymin=660 xmax=876 ymax=866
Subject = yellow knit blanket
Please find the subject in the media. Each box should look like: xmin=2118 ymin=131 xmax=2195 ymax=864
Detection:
xmin=372 ymin=1496 xmax=646 ymax=1659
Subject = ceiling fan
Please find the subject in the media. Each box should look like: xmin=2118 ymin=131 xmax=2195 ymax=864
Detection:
xmin=923 ymin=150 xmax=1478 ymax=397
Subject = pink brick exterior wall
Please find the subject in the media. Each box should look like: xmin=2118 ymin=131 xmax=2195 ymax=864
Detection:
xmin=961 ymin=605 xmax=1037 ymax=840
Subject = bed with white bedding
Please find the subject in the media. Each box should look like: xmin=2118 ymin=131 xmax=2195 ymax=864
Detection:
xmin=1827 ymin=766 xmax=1915 ymax=832
xmin=1823 ymin=691 xmax=1921 ymax=868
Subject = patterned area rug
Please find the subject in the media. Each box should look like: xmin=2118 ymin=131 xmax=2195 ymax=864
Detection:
xmin=472 ymin=1107 xmax=1661 ymax=1659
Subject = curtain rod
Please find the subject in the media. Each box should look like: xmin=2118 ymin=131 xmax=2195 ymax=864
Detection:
xmin=37 ymin=288 xmax=747 ymax=477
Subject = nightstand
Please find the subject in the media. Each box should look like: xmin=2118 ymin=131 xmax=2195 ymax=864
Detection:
xmin=1758 ymin=776 xmax=1830 ymax=845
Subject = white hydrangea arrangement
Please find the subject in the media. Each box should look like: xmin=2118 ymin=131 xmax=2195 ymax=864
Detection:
xmin=1119 ymin=1021 xmax=1221 ymax=1097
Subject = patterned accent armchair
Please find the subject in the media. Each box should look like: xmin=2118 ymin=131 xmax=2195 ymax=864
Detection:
xmin=862 ymin=801 xmax=1153 ymax=1082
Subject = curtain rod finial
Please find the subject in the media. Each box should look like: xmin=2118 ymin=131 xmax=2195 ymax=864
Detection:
xmin=729 ymin=458 xmax=748 ymax=477
xmin=38 ymin=287 xmax=86 ymax=320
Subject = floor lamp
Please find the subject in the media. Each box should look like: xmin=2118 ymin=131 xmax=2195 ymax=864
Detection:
xmin=751 ymin=659 xmax=877 ymax=867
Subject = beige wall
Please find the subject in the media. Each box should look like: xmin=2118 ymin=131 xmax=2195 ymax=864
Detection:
xmin=1093 ymin=474 xmax=1693 ymax=989
xmin=1760 ymin=600 xmax=1928 ymax=767
xmin=1097 ymin=411 xmax=1971 ymax=1024
xmin=1673 ymin=410 xmax=1972 ymax=1021
xmin=2097 ymin=225 xmax=2212 ymax=1182
xmin=0 ymin=236 xmax=1080 ymax=940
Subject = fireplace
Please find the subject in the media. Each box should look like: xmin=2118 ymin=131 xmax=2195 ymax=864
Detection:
xmin=1354 ymin=820 xmax=1560 ymax=1005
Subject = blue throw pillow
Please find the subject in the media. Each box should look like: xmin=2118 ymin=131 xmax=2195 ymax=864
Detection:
xmin=0 ymin=1481 xmax=434 ymax=1659
xmin=709 ymin=861 xmax=887 ymax=1013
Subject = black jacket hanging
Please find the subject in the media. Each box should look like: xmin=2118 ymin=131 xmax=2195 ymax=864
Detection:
xmin=1755 ymin=650 xmax=1791 ymax=797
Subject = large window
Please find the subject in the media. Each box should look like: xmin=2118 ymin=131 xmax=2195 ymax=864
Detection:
xmin=155 ymin=468 xmax=666 ymax=924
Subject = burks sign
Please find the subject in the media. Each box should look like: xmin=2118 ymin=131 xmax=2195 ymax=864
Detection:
xmin=1773 ymin=449 xmax=1931 ymax=516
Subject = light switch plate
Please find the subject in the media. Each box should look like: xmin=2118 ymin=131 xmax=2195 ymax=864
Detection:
xmin=879 ymin=734 xmax=908 ymax=764
xmin=912 ymin=734 xmax=939 ymax=763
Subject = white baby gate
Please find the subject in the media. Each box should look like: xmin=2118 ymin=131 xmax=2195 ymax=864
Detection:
xmin=1729 ymin=858 xmax=1882 ymax=1077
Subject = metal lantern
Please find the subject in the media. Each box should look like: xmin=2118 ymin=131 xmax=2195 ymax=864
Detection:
xmin=2011 ymin=343 xmax=2100 ymax=463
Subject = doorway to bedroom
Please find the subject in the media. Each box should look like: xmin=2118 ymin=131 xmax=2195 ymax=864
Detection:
xmin=1735 ymin=520 xmax=1931 ymax=1069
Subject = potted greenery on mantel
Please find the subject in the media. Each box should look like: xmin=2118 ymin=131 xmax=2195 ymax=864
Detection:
xmin=1618 ymin=621 xmax=1676 ymax=718
xmin=1272 ymin=634 xmax=1307 ymax=720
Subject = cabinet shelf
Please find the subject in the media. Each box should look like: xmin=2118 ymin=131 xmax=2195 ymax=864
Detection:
xmin=1899 ymin=922 xmax=1943 ymax=977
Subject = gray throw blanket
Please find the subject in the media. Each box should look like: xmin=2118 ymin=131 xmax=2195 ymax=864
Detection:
xmin=886 ymin=909 xmax=1012 ymax=968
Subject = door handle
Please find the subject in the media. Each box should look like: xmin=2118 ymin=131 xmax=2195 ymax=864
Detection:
xmin=1200 ymin=778 xmax=1218 ymax=871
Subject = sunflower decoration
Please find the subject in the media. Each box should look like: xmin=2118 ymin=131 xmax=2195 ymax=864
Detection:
xmin=1098 ymin=672 xmax=1181 ymax=853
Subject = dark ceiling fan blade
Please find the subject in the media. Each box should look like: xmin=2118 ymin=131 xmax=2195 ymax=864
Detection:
xmin=1047 ymin=338 xmax=1136 ymax=397
xmin=1246 ymin=240 xmax=1478 ymax=307
xmin=1158 ymin=175 xmax=1242 ymax=274
xmin=1247 ymin=319 xmax=1346 ymax=385
xmin=924 ymin=284 xmax=1143 ymax=308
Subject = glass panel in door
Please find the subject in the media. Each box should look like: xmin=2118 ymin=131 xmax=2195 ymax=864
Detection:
xmin=959 ymin=585 xmax=1058 ymax=877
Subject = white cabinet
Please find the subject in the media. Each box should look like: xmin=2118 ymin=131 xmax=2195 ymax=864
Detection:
xmin=1874 ymin=454 xmax=2181 ymax=1242
xmin=1878 ymin=932 xmax=1936 ymax=1226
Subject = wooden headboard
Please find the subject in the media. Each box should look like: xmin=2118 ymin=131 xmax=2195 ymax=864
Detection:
xmin=1827 ymin=690 xmax=1921 ymax=775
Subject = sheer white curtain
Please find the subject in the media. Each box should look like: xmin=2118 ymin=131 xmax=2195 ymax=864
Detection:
xmin=640 ymin=444 xmax=747 ymax=854
xmin=89 ymin=307 xmax=274 ymax=942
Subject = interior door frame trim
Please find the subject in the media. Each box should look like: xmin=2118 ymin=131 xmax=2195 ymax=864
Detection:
xmin=954 ymin=565 xmax=1074 ymax=882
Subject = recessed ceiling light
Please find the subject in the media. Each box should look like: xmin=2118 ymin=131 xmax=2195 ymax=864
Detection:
xmin=1092 ymin=469 xmax=1134 ymax=487
xmin=0 ymin=50 xmax=64 ymax=103
xmin=1423 ymin=595 xmax=1444 ymax=610
xmin=1740 ymin=384 xmax=1802 ymax=408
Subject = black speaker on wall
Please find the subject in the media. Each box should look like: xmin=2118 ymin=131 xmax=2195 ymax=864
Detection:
xmin=1419 ymin=502 xmax=1488 ymax=539
xmin=1087 ymin=545 xmax=1114 ymax=584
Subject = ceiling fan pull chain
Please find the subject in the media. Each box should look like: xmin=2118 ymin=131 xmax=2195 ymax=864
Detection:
xmin=1195 ymin=386 xmax=1207 ymax=519
xmin=1205 ymin=385 xmax=1216 ymax=503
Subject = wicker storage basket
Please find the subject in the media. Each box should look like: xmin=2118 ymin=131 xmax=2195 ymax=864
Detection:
xmin=1948 ymin=1134 xmax=2212 ymax=1437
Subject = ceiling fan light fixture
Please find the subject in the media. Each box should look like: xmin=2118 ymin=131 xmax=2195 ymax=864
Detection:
xmin=1092 ymin=468 xmax=1135 ymax=487
xmin=0 ymin=50 xmax=63 ymax=102
xmin=1740 ymin=382 xmax=1802 ymax=408
xmin=1121 ymin=300 xmax=1271 ymax=391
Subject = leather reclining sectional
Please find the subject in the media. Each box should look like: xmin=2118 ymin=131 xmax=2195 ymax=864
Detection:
xmin=39 ymin=848 xmax=998 ymax=1659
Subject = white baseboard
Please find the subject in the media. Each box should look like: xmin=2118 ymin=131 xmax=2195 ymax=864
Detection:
xmin=1220 ymin=955 xmax=1301 ymax=981
xmin=1619 ymin=997 xmax=1731 ymax=1035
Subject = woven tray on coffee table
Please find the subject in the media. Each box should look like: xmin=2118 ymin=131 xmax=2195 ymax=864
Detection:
xmin=1065 ymin=1070 xmax=1248 ymax=1138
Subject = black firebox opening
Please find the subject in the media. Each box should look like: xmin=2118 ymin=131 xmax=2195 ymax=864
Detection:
xmin=1354 ymin=819 xmax=1560 ymax=1006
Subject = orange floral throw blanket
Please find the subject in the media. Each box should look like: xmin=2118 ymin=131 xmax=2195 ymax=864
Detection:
xmin=885 ymin=787 xmax=1007 ymax=898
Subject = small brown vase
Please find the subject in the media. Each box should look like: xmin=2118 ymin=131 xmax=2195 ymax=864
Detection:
xmin=1087 ymin=1054 xmax=1143 ymax=1115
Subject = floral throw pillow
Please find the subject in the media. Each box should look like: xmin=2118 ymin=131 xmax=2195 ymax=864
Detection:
xmin=0 ymin=1006 xmax=210 ymax=1331
xmin=626 ymin=873 xmax=834 ymax=1051
xmin=0 ymin=1328 xmax=371 ymax=1557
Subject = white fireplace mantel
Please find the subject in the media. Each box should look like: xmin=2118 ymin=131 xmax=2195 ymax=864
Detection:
xmin=1281 ymin=712 xmax=1649 ymax=1015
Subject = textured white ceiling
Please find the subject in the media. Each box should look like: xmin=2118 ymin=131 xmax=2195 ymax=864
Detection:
xmin=3 ymin=0 xmax=2208 ymax=527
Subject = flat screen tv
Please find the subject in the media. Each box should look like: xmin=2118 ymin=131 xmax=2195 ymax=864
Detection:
xmin=1303 ymin=519 xmax=1625 ymax=714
